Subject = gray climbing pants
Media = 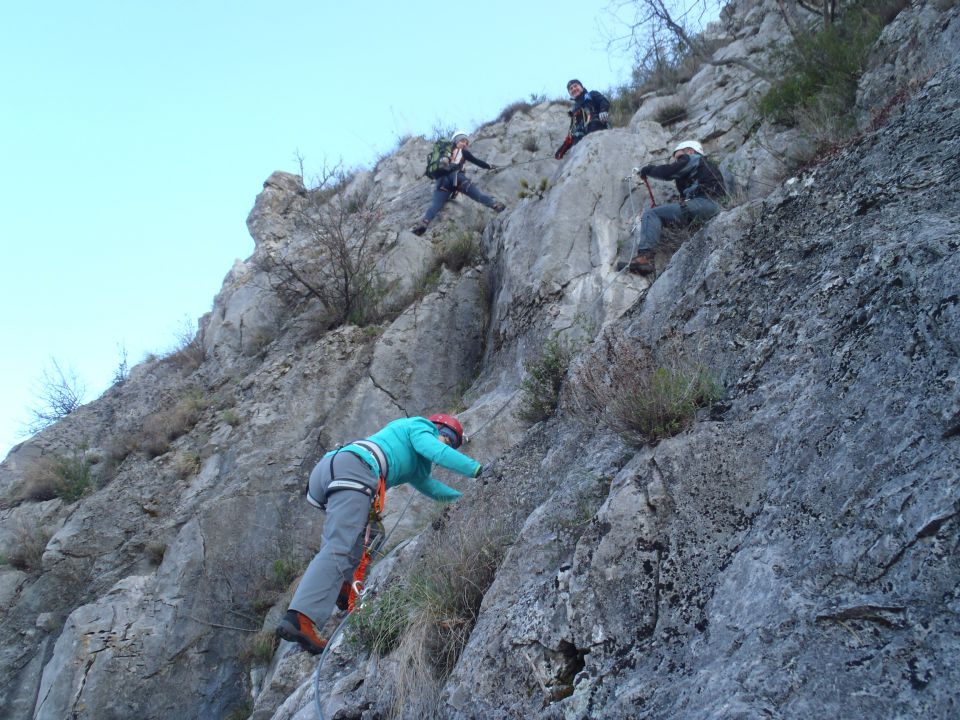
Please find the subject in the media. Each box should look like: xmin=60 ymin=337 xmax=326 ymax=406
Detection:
xmin=635 ymin=197 xmax=720 ymax=253
xmin=290 ymin=451 xmax=375 ymax=626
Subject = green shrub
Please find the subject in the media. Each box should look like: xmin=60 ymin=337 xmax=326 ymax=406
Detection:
xmin=162 ymin=318 xmax=205 ymax=372
xmin=496 ymin=100 xmax=535 ymax=124
xmin=222 ymin=701 xmax=254 ymax=720
xmin=271 ymin=557 xmax=300 ymax=588
xmin=518 ymin=178 xmax=549 ymax=200
xmin=653 ymin=101 xmax=688 ymax=126
xmin=607 ymin=34 xmax=723 ymax=126
xmin=573 ymin=336 xmax=723 ymax=445
xmin=240 ymin=630 xmax=277 ymax=666
xmin=349 ymin=582 xmax=416 ymax=655
xmin=7 ymin=521 xmax=52 ymax=573
xmin=405 ymin=520 xmax=507 ymax=675
xmin=139 ymin=388 xmax=207 ymax=458
xmin=51 ymin=452 xmax=95 ymax=503
xmin=518 ymin=336 xmax=573 ymax=423
xmin=20 ymin=448 xmax=97 ymax=503
xmin=344 ymin=507 xmax=512 ymax=716
xmin=392 ymin=231 xmax=482 ymax=314
xmin=350 ymin=513 xmax=508 ymax=677
xmin=221 ymin=409 xmax=240 ymax=427
xmin=411 ymin=266 xmax=443 ymax=301
xmin=616 ymin=365 xmax=722 ymax=441
xmin=608 ymin=83 xmax=646 ymax=127
xmin=174 ymin=450 xmax=202 ymax=478
xmin=757 ymin=0 xmax=909 ymax=143
xmin=437 ymin=231 xmax=481 ymax=272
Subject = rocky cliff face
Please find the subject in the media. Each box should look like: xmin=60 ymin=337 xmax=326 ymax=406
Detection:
xmin=1 ymin=2 xmax=957 ymax=719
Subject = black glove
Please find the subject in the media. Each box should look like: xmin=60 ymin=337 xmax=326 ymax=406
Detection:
xmin=636 ymin=164 xmax=654 ymax=178
xmin=473 ymin=462 xmax=494 ymax=478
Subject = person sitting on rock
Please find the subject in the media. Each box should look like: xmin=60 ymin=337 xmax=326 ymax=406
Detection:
xmin=276 ymin=414 xmax=486 ymax=654
xmin=622 ymin=140 xmax=727 ymax=274
xmin=412 ymin=130 xmax=505 ymax=236
xmin=554 ymin=79 xmax=611 ymax=159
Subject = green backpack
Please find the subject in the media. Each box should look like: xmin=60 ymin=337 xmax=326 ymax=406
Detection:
xmin=424 ymin=140 xmax=453 ymax=179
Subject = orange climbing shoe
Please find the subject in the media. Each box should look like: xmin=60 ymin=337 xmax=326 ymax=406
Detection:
xmin=276 ymin=609 xmax=327 ymax=654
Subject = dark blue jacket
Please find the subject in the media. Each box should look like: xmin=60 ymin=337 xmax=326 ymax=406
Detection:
xmin=643 ymin=153 xmax=727 ymax=201
xmin=571 ymin=89 xmax=610 ymax=138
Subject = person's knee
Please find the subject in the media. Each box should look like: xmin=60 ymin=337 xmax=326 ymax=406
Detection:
xmin=689 ymin=199 xmax=720 ymax=220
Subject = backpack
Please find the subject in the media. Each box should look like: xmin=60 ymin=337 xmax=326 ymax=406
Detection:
xmin=424 ymin=140 xmax=453 ymax=179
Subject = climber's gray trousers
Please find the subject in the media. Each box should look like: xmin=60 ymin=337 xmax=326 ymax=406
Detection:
xmin=290 ymin=452 xmax=374 ymax=626
xmin=635 ymin=197 xmax=720 ymax=253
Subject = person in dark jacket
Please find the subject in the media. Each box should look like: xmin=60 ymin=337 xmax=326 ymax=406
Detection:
xmin=622 ymin=140 xmax=727 ymax=274
xmin=412 ymin=130 xmax=505 ymax=235
xmin=554 ymin=79 xmax=611 ymax=159
xmin=276 ymin=414 xmax=485 ymax=654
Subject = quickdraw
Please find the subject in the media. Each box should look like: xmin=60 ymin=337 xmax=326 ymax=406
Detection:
xmin=643 ymin=176 xmax=657 ymax=208
xmin=346 ymin=475 xmax=386 ymax=611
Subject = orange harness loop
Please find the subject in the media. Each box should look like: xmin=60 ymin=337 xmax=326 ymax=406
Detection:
xmin=347 ymin=475 xmax=386 ymax=611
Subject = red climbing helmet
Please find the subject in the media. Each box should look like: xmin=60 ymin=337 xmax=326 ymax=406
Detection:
xmin=429 ymin=413 xmax=464 ymax=448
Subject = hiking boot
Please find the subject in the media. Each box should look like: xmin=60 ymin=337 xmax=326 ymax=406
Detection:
xmin=626 ymin=253 xmax=654 ymax=274
xmin=411 ymin=222 xmax=428 ymax=236
xmin=276 ymin=609 xmax=327 ymax=654
xmin=491 ymin=201 xmax=506 ymax=213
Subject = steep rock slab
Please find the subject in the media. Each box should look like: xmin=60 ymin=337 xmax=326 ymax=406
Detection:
xmin=430 ymin=61 xmax=960 ymax=720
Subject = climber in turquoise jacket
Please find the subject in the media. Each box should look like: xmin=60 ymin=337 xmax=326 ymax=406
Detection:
xmin=347 ymin=415 xmax=477 ymax=500
xmin=277 ymin=414 xmax=484 ymax=654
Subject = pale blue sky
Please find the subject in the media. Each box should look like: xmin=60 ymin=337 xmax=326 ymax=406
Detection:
xmin=0 ymin=1 xmax=677 ymax=459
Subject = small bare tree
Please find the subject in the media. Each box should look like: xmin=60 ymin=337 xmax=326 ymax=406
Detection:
xmin=605 ymin=0 xmax=775 ymax=83
xmin=796 ymin=0 xmax=838 ymax=26
xmin=112 ymin=342 xmax=129 ymax=385
xmin=257 ymin=165 xmax=385 ymax=327
xmin=27 ymin=358 xmax=86 ymax=433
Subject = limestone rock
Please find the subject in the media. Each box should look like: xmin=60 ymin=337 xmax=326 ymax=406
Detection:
xmin=2 ymin=2 xmax=958 ymax=719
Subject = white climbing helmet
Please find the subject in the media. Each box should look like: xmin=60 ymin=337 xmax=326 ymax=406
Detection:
xmin=673 ymin=140 xmax=704 ymax=155
xmin=451 ymin=129 xmax=470 ymax=143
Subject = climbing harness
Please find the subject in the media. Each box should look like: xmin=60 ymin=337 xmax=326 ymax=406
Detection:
xmin=346 ymin=474 xmax=386 ymax=611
